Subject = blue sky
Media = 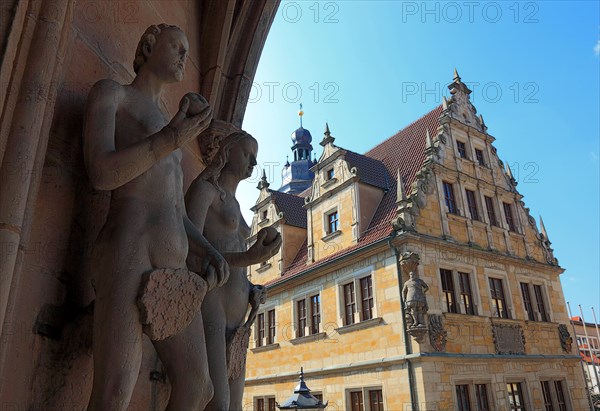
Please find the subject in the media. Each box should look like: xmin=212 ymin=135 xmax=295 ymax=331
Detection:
xmin=240 ymin=1 xmax=600 ymax=319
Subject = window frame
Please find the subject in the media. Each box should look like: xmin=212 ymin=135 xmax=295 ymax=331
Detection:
xmin=475 ymin=148 xmax=486 ymax=166
xmin=465 ymin=189 xmax=480 ymax=221
xmin=506 ymin=381 xmax=528 ymax=411
xmin=254 ymin=305 xmax=277 ymax=348
xmin=452 ymin=381 xmax=493 ymax=411
xmin=517 ymin=276 xmax=552 ymax=322
xmin=324 ymin=208 xmax=340 ymax=235
xmin=292 ymin=288 xmax=323 ymax=339
xmin=346 ymin=386 xmax=384 ymax=411
xmin=254 ymin=396 xmax=276 ymax=411
xmin=503 ymin=201 xmax=518 ymax=232
xmin=326 ymin=167 xmax=335 ymax=180
xmin=336 ymin=268 xmax=379 ymax=328
xmin=484 ymin=195 xmax=499 ymax=227
xmin=438 ymin=265 xmax=480 ymax=316
xmin=443 ymin=181 xmax=459 ymax=214
xmin=456 ymin=140 xmax=468 ymax=159
xmin=484 ymin=269 xmax=514 ymax=319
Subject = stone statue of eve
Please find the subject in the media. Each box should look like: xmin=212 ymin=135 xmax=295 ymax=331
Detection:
xmin=185 ymin=123 xmax=281 ymax=410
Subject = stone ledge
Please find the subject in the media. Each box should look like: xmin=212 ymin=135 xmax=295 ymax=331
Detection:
xmin=335 ymin=317 xmax=383 ymax=334
xmin=258 ymin=218 xmax=270 ymax=227
xmin=256 ymin=263 xmax=272 ymax=273
xmin=290 ymin=332 xmax=327 ymax=345
xmin=250 ymin=343 xmax=280 ymax=353
xmin=322 ymin=177 xmax=338 ymax=188
xmin=448 ymin=213 xmax=467 ymax=222
xmin=321 ymin=230 xmax=342 ymax=242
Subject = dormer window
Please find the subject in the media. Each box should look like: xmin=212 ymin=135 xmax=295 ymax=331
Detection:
xmin=327 ymin=211 xmax=339 ymax=234
xmin=262 ymin=210 xmax=268 ymax=220
xmin=326 ymin=168 xmax=334 ymax=180
xmin=456 ymin=141 xmax=467 ymax=159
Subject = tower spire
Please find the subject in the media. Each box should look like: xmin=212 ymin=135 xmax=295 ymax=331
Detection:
xmin=453 ymin=67 xmax=461 ymax=82
xmin=257 ymin=169 xmax=270 ymax=190
xmin=320 ymin=122 xmax=335 ymax=146
xmin=397 ymin=169 xmax=406 ymax=202
xmin=539 ymin=215 xmax=548 ymax=239
xmin=298 ymin=103 xmax=304 ymax=128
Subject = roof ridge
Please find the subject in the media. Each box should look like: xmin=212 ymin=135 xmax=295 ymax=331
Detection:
xmin=364 ymin=104 xmax=443 ymax=156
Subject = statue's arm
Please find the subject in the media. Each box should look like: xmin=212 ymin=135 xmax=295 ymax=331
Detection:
xmin=222 ymin=227 xmax=281 ymax=267
xmin=83 ymin=79 xmax=212 ymax=191
xmin=83 ymin=79 xmax=179 ymax=190
xmin=185 ymin=178 xmax=229 ymax=287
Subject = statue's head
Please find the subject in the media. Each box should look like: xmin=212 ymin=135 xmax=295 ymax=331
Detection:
xmin=133 ymin=24 xmax=188 ymax=82
xmin=198 ymin=120 xmax=258 ymax=198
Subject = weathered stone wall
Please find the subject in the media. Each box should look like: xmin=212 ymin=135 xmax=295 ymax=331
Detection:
xmin=0 ymin=0 xmax=279 ymax=409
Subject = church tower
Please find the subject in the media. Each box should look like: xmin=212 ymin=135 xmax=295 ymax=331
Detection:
xmin=279 ymin=105 xmax=315 ymax=194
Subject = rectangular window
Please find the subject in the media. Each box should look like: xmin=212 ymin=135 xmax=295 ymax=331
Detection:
xmin=327 ymin=211 xmax=339 ymax=234
xmin=297 ymin=299 xmax=307 ymax=337
xmin=443 ymin=181 xmax=458 ymax=214
xmin=485 ymin=196 xmax=498 ymax=226
xmin=554 ymin=381 xmax=567 ymax=411
xmin=475 ymin=384 xmax=490 ymax=411
xmin=457 ymin=141 xmax=467 ymax=158
xmin=256 ymin=398 xmax=265 ymax=411
xmin=257 ymin=313 xmax=265 ymax=347
xmin=327 ymin=168 xmax=334 ymax=180
xmin=475 ymin=149 xmax=485 ymax=166
xmin=506 ymin=382 xmax=526 ymax=411
xmin=520 ymin=283 xmax=535 ymax=321
xmin=541 ymin=381 xmax=554 ymax=411
xmin=267 ymin=309 xmax=276 ymax=344
xmin=456 ymin=384 xmax=472 ymax=411
xmin=533 ymin=285 xmax=549 ymax=322
xmin=440 ymin=269 xmax=458 ymax=313
xmin=459 ymin=272 xmax=475 ymax=315
xmin=489 ymin=277 xmax=510 ymax=319
xmin=503 ymin=202 xmax=517 ymax=231
xmin=310 ymin=294 xmax=321 ymax=334
xmin=360 ymin=276 xmax=374 ymax=320
xmin=350 ymin=391 xmax=364 ymax=411
xmin=268 ymin=398 xmax=276 ymax=411
xmin=369 ymin=389 xmax=384 ymax=411
xmin=344 ymin=282 xmax=356 ymax=325
xmin=466 ymin=189 xmax=480 ymax=221
xmin=261 ymin=210 xmax=268 ymax=220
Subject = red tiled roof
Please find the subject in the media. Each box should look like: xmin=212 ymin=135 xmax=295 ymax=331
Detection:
xmin=265 ymin=105 xmax=444 ymax=287
xmin=270 ymin=190 xmax=307 ymax=228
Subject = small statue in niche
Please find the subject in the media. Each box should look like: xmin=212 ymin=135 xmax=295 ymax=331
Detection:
xmin=185 ymin=122 xmax=281 ymax=410
xmin=83 ymin=24 xmax=220 ymax=410
xmin=402 ymin=270 xmax=430 ymax=328
xmin=400 ymin=252 xmax=429 ymax=342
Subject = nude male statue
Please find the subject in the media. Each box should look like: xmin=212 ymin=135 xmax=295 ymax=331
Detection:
xmin=185 ymin=126 xmax=281 ymax=410
xmin=83 ymin=24 xmax=227 ymax=410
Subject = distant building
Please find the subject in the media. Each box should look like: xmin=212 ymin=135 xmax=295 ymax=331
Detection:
xmin=243 ymin=71 xmax=588 ymax=411
xmin=571 ymin=316 xmax=600 ymax=397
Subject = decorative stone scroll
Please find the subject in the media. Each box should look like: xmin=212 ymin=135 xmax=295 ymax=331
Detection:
xmin=558 ymin=324 xmax=573 ymax=353
xmin=492 ymin=323 xmax=526 ymax=355
xmin=428 ymin=314 xmax=447 ymax=352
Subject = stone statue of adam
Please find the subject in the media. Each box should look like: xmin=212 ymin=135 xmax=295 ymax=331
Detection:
xmin=83 ymin=24 xmax=226 ymax=411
